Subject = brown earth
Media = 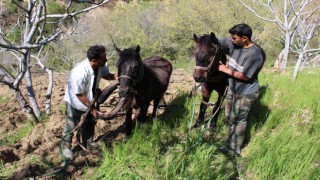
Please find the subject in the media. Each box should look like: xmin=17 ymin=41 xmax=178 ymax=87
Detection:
xmin=0 ymin=68 xmax=195 ymax=179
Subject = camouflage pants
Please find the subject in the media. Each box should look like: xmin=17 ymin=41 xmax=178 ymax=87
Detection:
xmin=225 ymin=90 xmax=259 ymax=125
xmin=224 ymin=90 xmax=259 ymax=155
xmin=62 ymin=102 xmax=96 ymax=149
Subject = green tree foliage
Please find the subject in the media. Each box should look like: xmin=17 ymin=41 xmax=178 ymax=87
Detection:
xmin=56 ymin=0 xmax=279 ymax=69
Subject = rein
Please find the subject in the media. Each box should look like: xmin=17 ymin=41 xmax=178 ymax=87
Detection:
xmin=185 ymin=83 xmax=228 ymax=152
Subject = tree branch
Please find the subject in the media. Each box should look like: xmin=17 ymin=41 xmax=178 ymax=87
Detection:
xmin=12 ymin=0 xmax=28 ymax=12
xmin=39 ymin=0 xmax=110 ymax=22
xmin=237 ymin=0 xmax=278 ymax=23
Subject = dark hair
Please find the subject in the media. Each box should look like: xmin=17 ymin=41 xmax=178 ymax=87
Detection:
xmin=87 ymin=45 xmax=106 ymax=60
xmin=229 ymin=24 xmax=252 ymax=40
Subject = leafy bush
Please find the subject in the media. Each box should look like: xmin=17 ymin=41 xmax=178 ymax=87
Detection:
xmin=58 ymin=0 xmax=271 ymax=68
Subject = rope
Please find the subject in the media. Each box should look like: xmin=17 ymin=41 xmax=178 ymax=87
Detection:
xmin=38 ymin=107 xmax=94 ymax=177
xmin=38 ymin=85 xmax=114 ymax=177
xmin=184 ymin=84 xmax=228 ymax=153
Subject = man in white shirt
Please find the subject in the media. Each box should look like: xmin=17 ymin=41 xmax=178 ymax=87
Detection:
xmin=62 ymin=45 xmax=117 ymax=159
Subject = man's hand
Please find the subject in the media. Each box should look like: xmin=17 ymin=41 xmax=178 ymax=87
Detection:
xmin=218 ymin=64 xmax=227 ymax=72
xmin=90 ymin=108 xmax=100 ymax=119
xmin=114 ymin=73 xmax=118 ymax=80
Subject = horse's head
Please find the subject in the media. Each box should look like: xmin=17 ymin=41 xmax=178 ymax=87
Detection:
xmin=193 ymin=32 xmax=228 ymax=83
xmin=116 ymin=45 xmax=144 ymax=98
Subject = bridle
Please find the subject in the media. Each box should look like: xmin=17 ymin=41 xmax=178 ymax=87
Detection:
xmin=194 ymin=43 xmax=221 ymax=73
xmin=118 ymin=60 xmax=144 ymax=86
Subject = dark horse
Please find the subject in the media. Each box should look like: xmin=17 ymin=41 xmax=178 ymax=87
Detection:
xmin=192 ymin=32 xmax=229 ymax=130
xmin=112 ymin=45 xmax=173 ymax=135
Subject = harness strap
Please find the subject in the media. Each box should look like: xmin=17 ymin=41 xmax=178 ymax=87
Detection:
xmin=195 ymin=46 xmax=220 ymax=72
xmin=207 ymin=47 xmax=219 ymax=71
xmin=118 ymin=61 xmax=144 ymax=86
xmin=119 ymin=75 xmax=133 ymax=80
xmin=195 ymin=66 xmax=208 ymax=70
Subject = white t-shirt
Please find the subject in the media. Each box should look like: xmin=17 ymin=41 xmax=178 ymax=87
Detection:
xmin=64 ymin=59 xmax=110 ymax=111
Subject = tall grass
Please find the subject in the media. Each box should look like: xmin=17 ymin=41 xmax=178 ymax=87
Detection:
xmin=93 ymin=92 xmax=239 ymax=179
xmin=244 ymin=68 xmax=320 ymax=179
xmin=91 ymin=68 xmax=320 ymax=179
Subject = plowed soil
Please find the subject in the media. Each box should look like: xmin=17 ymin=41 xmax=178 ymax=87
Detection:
xmin=0 ymin=68 xmax=195 ymax=179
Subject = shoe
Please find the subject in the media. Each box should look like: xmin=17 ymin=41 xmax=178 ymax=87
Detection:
xmin=62 ymin=148 xmax=74 ymax=160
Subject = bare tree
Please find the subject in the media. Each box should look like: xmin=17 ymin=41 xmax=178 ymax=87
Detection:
xmin=238 ymin=0 xmax=320 ymax=70
xmin=292 ymin=18 xmax=320 ymax=80
xmin=0 ymin=0 xmax=111 ymax=122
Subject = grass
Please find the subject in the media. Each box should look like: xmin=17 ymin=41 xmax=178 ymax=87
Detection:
xmin=0 ymin=96 xmax=9 ymax=104
xmin=0 ymin=120 xmax=35 ymax=146
xmin=89 ymin=67 xmax=320 ymax=179
xmin=242 ymin=68 xmax=320 ymax=179
xmin=0 ymin=155 xmax=41 ymax=178
xmin=92 ymin=91 xmax=238 ymax=179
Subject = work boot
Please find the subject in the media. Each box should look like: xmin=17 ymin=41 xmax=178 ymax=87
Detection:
xmin=62 ymin=148 xmax=74 ymax=160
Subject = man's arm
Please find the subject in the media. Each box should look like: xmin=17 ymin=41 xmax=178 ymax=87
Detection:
xmin=218 ymin=64 xmax=250 ymax=81
xmin=76 ymin=93 xmax=99 ymax=118
xmin=76 ymin=93 xmax=91 ymax=107
xmin=102 ymin=73 xmax=117 ymax=80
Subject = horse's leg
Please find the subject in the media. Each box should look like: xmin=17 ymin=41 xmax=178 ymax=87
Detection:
xmin=137 ymin=105 xmax=148 ymax=123
xmin=208 ymin=94 xmax=221 ymax=131
xmin=125 ymin=107 xmax=133 ymax=136
xmin=193 ymin=83 xmax=210 ymax=128
xmin=209 ymin=86 xmax=228 ymax=131
xmin=152 ymin=98 xmax=160 ymax=118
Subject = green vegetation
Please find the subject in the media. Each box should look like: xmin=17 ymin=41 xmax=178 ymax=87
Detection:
xmin=0 ymin=121 xmax=35 ymax=146
xmin=54 ymin=0 xmax=279 ymax=69
xmin=91 ymin=68 xmax=320 ymax=179
xmin=1 ymin=0 xmax=319 ymax=179
xmin=0 ymin=96 xmax=9 ymax=104
xmin=244 ymin=68 xmax=320 ymax=179
xmin=3 ymin=0 xmax=18 ymax=13
xmin=0 ymin=155 xmax=40 ymax=178
xmin=93 ymin=92 xmax=237 ymax=179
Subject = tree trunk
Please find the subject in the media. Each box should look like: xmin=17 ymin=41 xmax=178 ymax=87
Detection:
xmin=45 ymin=68 xmax=53 ymax=115
xmin=273 ymin=50 xmax=283 ymax=70
xmin=0 ymin=65 xmax=39 ymax=122
xmin=292 ymin=52 xmax=304 ymax=80
xmin=279 ymin=32 xmax=291 ymax=70
xmin=25 ymin=53 xmax=41 ymax=119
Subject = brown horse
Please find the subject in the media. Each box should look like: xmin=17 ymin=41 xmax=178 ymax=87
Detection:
xmin=192 ymin=32 xmax=229 ymax=131
xmin=100 ymin=45 xmax=173 ymax=135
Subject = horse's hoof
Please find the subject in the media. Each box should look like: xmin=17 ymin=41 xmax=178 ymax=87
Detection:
xmin=192 ymin=121 xmax=202 ymax=128
xmin=208 ymin=122 xmax=216 ymax=132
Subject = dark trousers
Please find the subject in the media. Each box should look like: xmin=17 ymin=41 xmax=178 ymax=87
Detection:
xmin=62 ymin=102 xmax=96 ymax=149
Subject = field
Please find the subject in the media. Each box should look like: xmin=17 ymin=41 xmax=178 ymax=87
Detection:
xmin=1 ymin=67 xmax=320 ymax=179
xmin=0 ymin=67 xmax=196 ymax=179
xmin=1 ymin=0 xmax=320 ymax=179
